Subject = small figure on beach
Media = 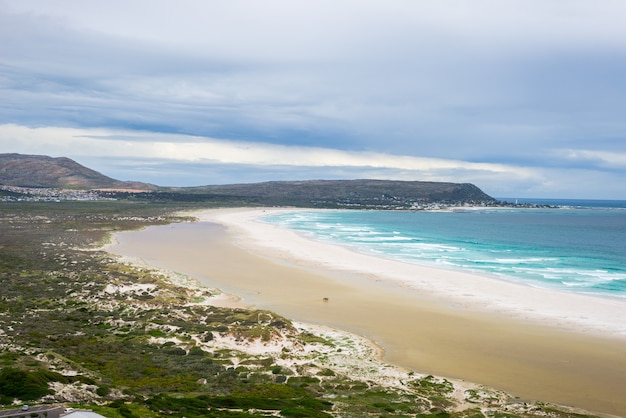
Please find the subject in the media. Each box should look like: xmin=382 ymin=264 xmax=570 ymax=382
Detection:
xmin=323 ymin=297 xmax=329 ymax=302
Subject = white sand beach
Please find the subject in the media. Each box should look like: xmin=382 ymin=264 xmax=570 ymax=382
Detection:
xmin=110 ymin=208 xmax=626 ymax=416
xmin=201 ymin=208 xmax=626 ymax=338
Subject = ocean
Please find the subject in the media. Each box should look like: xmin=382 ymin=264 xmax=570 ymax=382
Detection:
xmin=261 ymin=199 xmax=626 ymax=299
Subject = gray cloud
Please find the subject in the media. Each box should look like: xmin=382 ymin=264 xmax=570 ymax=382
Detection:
xmin=2 ymin=0 xmax=626 ymax=198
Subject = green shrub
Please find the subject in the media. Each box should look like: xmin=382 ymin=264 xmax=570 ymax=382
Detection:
xmin=188 ymin=346 xmax=205 ymax=356
xmin=96 ymin=386 xmax=110 ymax=397
xmin=163 ymin=347 xmax=187 ymax=356
xmin=281 ymin=406 xmax=332 ymax=417
xmin=317 ymin=368 xmax=335 ymax=377
xmin=0 ymin=368 xmax=65 ymax=400
xmin=147 ymin=329 xmax=166 ymax=337
xmin=117 ymin=405 xmax=137 ymax=418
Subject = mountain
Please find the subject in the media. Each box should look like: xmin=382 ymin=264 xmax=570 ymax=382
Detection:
xmin=0 ymin=153 xmax=496 ymax=207
xmin=174 ymin=179 xmax=496 ymax=207
xmin=0 ymin=153 xmax=154 ymax=190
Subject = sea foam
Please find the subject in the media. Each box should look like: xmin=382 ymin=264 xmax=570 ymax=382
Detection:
xmin=263 ymin=204 xmax=626 ymax=299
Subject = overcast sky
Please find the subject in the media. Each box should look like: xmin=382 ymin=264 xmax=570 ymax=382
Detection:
xmin=2 ymin=0 xmax=626 ymax=198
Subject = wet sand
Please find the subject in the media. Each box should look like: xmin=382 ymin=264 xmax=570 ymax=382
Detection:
xmin=110 ymin=209 xmax=626 ymax=416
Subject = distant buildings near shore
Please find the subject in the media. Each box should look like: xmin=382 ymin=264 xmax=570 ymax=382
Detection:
xmin=0 ymin=184 xmax=554 ymax=209
xmin=0 ymin=185 xmax=113 ymax=202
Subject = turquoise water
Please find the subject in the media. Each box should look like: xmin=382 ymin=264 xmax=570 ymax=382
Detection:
xmin=262 ymin=200 xmax=626 ymax=299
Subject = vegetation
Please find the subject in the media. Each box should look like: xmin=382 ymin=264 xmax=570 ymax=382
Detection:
xmin=1 ymin=154 xmax=499 ymax=209
xmin=163 ymin=179 xmax=496 ymax=209
xmin=0 ymin=368 xmax=64 ymax=402
xmin=0 ymin=200 xmax=600 ymax=417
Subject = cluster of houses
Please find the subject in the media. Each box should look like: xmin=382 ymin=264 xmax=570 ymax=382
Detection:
xmin=312 ymin=197 xmax=508 ymax=211
xmin=0 ymin=186 xmax=111 ymax=202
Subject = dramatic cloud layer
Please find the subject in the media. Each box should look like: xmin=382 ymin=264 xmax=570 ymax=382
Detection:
xmin=2 ymin=0 xmax=626 ymax=198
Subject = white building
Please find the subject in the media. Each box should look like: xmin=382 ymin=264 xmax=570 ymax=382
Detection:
xmin=61 ymin=411 xmax=106 ymax=418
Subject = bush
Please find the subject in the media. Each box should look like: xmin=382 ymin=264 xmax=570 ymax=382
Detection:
xmin=0 ymin=368 xmax=65 ymax=400
xmin=188 ymin=346 xmax=205 ymax=356
xmin=163 ymin=347 xmax=187 ymax=356
xmin=281 ymin=406 xmax=333 ymax=417
xmin=118 ymin=405 xmax=138 ymax=418
xmin=96 ymin=386 xmax=110 ymax=397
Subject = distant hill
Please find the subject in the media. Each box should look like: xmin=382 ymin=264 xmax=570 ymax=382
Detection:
xmin=173 ymin=179 xmax=496 ymax=208
xmin=0 ymin=153 xmax=496 ymax=208
xmin=0 ymin=153 xmax=154 ymax=190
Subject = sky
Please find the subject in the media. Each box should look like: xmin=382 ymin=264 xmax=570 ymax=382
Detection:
xmin=1 ymin=1 xmax=626 ymax=198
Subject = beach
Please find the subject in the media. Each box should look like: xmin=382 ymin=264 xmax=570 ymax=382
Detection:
xmin=110 ymin=208 xmax=626 ymax=416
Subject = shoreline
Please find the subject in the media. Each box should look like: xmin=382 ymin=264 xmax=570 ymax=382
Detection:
xmin=109 ymin=207 xmax=626 ymax=416
xmin=201 ymin=208 xmax=626 ymax=339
